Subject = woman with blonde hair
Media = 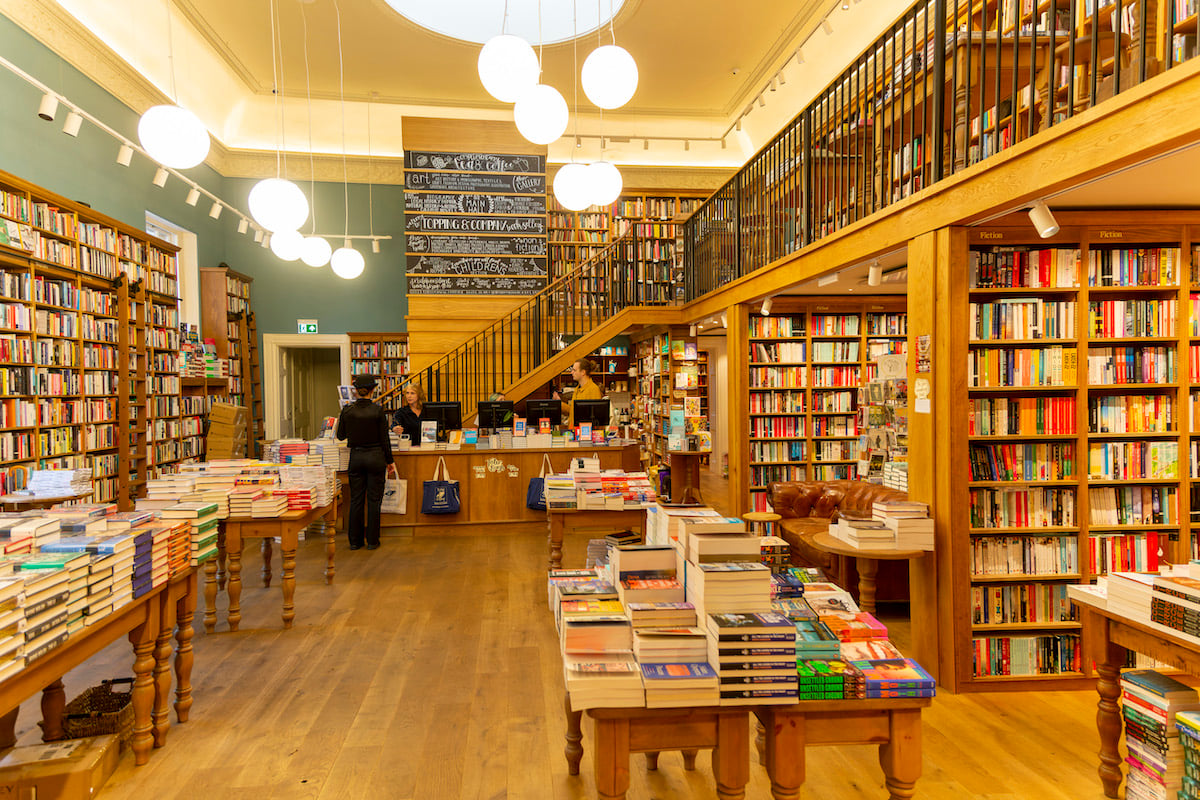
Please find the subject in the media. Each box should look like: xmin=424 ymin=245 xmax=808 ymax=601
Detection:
xmin=392 ymin=382 xmax=427 ymax=443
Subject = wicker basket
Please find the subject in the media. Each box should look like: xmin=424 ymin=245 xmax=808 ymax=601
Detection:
xmin=61 ymin=678 xmax=134 ymax=751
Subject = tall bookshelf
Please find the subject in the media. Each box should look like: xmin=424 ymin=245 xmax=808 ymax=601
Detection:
xmin=0 ymin=169 xmax=181 ymax=504
xmin=199 ymin=266 xmax=251 ymax=406
xmin=743 ymin=297 xmax=907 ymax=512
xmin=922 ymin=210 xmax=1200 ymax=692
xmin=547 ymin=200 xmax=612 ymax=282
xmin=630 ymin=326 xmax=706 ymax=467
xmin=613 ymin=194 xmax=705 ymax=304
xmin=348 ymin=332 xmax=410 ymax=396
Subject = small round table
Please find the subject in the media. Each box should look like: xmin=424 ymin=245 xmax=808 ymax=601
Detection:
xmin=810 ymin=531 xmax=925 ymax=615
xmin=743 ymin=511 xmax=781 ymax=537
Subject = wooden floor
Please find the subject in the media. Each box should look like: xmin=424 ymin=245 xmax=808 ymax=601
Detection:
xmin=6 ymin=480 xmax=1119 ymax=799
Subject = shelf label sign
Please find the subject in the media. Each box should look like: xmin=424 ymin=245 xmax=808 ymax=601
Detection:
xmin=297 ymin=319 xmax=319 ymax=334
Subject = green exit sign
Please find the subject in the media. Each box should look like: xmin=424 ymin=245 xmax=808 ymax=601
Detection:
xmin=297 ymin=319 xmax=318 ymax=334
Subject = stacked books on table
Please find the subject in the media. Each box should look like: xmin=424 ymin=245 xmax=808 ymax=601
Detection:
xmin=165 ymin=521 xmax=191 ymax=577
xmin=1120 ymin=670 xmax=1199 ymax=800
xmin=228 ymin=488 xmax=262 ymax=517
xmin=830 ymin=516 xmax=895 ymax=549
xmin=15 ymin=561 xmax=70 ymax=664
xmin=685 ymin=562 xmax=772 ymax=620
xmin=610 ymin=545 xmax=683 ymax=607
xmin=139 ymin=475 xmax=196 ymax=510
xmin=24 ymin=468 xmax=92 ymax=496
xmin=640 ymin=661 xmax=719 ymax=707
xmin=633 ymin=627 xmax=707 ymax=664
xmin=873 ymin=500 xmax=934 ymax=550
xmin=626 ymin=601 xmax=696 ymax=629
xmin=251 ymin=493 xmax=289 ymax=518
xmin=160 ymin=503 xmax=219 ymax=566
xmin=545 ymin=475 xmax=577 ymax=510
xmin=848 ymin=658 xmax=936 ymax=699
xmin=0 ymin=576 xmax=24 ymax=681
xmin=706 ymin=611 xmax=797 ymax=705
xmin=644 ymin=505 xmax=725 ymax=547
xmin=797 ymin=659 xmax=859 ymax=700
xmin=1176 ymin=711 xmax=1200 ymax=800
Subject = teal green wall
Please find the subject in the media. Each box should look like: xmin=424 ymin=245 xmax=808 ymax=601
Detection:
xmin=0 ymin=13 xmax=408 ymax=344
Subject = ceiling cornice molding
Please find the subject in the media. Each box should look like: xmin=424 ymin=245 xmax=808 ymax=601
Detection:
xmin=173 ymin=0 xmax=264 ymax=93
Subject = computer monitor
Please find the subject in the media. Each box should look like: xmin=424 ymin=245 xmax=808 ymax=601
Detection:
xmin=525 ymin=398 xmax=562 ymax=428
xmin=422 ymin=401 xmax=462 ymax=443
xmin=573 ymin=399 xmax=610 ymax=428
xmin=477 ymin=400 xmax=515 ymax=432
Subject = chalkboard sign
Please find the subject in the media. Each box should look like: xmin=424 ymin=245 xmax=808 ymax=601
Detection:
xmin=405 ymin=171 xmax=545 ymax=194
xmin=406 ymin=255 xmax=547 ymax=276
xmin=407 ymin=275 xmax=547 ymax=295
xmin=405 ymin=192 xmax=545 ymax=215
xmin=405 ymin=151 xmax=546 ymax=173
xmin=407 ymin=234 xmax=545 ymax=257
xmin=405 ymin=214 xmax=545 ymax=235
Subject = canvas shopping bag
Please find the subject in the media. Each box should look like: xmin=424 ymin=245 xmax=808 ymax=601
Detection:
xmin=526 ymin=454 xmax=553 ymax=511
xmin=420 ymin=456 xmax=460 ymax=515
xmin=381 ymin=464 xmax=407 ymax=514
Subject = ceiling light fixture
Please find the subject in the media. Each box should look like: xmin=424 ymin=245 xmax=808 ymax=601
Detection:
xmin=817 ymin=272 xmax=839 ymax=287
xmin=185 ymin=187 xmax=200 ymax=206
xmin=760 ymin=296 xmax=774 ymax=316
xmin=371 ymin=239 xmax=381 ymax=254
xmin=581 ymin=1 xmax=638 ymax=109
xmin=867 ymin=260 xmax=882 ymax=286
xmin=769 ymin=78 xmax=777 ymax=92
xmin=554 ymin=9 xmax=592 ymax=212
xmin=330 ymin=2 xmax=363 ymax=279
xmin=270 ymin=229 xmax=304 ymax=261
xmin=237 ymin=218 xmax=249 ymax=234
xmin=1028 ymin=200 xmax=1060 ymax=238
xmin=778 ymin=71 xmax=787 ymax=86
xmin=253 ymin=229 xmax=264 ymax=243
xmin=61 ymin=111 xmax=82 ymax=137
xmin=822 ymin=18 xmax=833 ymax=34
xmin=683 ymin=139 xmax=690 ymax=151
xmin=689 ymin=325 xmax=697 ymax=336
xmin=137 ymin=0 xmax=210 ymax=169
xmin=208 ymin=201 xmax=222 ymax=220
xmin=515 ymin=84 xmax=569 ymax=145
xmin=116 ymin=143 xmax=133 ymax=166
xmin=721 ymin=137 xmax=727 ymax=149
xmin=37 ymin=92 xmax=58 ymax=121
xmin=152 ymin=168 xmax=168 ymax=188
xmin=795 ymin=47 xmax=805 ymax=65
xmin=757 ymin=95 xmax=766 ymax=108
xmin=477 ymin=33 xmax=539 ymax=103
xmin=643 ymin=138 xmax=649 ymax=150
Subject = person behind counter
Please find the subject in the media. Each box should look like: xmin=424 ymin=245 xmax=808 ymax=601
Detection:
xmin=336 ymin=375 xmax=394 ymax=551
xmin=554 ymin=358 xmax=602 ymax=428
xmin=391 ymin=383 xmax=426 ymax=444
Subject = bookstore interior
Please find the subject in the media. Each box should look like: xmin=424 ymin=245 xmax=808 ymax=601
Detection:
xmin=2 ymin=0 xmax=1200 ymax=797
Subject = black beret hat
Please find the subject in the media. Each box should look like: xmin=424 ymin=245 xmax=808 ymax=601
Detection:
xmin=353 ymin=375 xmax=377 ymax=390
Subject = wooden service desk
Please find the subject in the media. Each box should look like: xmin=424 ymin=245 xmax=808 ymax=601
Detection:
xmin=220 ymin=502 xmax=336 ymax=632
xmin=337 ymin=443 xmax=639 ymax=528
xmin=0 ymin=573 xmax=197 ymax=766
xmin=1069 ymin=586 xmax=1200 ymax=798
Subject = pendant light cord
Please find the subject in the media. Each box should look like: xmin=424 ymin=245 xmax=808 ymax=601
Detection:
xmin=273 ymin=0 xmax=288 ymax=179
xmin=333 ymin=0 xmax=349 ymax=239
xmin=165 ymin=0 xmax=177 ymax=102
xmin=268 ymin=0 xmax=280 ymax=177
xmin=367 ymin=94 xmax=374 ymax=240
xmin=301 ymin=4 xmax=317 ymax=235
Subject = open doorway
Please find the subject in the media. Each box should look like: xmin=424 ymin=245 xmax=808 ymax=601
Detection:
xmin=263 ymin=335 xmax=351 ymax=441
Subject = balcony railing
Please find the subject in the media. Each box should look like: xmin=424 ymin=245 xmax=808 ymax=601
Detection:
xmin=683 ymin=0 xmax=1189 ymax=297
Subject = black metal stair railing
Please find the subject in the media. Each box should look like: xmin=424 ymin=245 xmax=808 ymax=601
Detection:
xmin=389 ymin=228 xmax=663 ymax=413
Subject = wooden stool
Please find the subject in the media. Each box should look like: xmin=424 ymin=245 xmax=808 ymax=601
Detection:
xmin=743 ymin=511 xmax=781 ymax=537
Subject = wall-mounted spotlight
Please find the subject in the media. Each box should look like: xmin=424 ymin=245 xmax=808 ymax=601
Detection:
xmin=769 ymin=78 xmax=777 ymax=92
xmin=643 ymin=139 xmax=650 ymax=150
xmin=185 ymin=187 xmax=200 ymax=206
xmin=735 ymin=118 xmax=742 ymax=132
xmin=37 ymin=92 xmax=58 ymax=121
xmin=1028 ymin=200 xmax=1059 ymax=238
xmin=683 ymin=139 xmax=690 ymax=151
xmin=842 ymin=0 xmax=850 ymax=9
xmin=62 ymin=111 xmax=83 ymax=137
xmin=209 ymin=202 xmax=222 ymax=220
xmin=868 ymin=260 xmax=883 ymax=286
xmin=152 ymin=168 xmax=168 ymax=188
xmin=720 ymin=312 xmax=728 ymax=329
xmin=689 ymin=324 xmax=697 ymax=336
xmin=721 ymin=137 xmax=727 ymax=149
xmin=117 ymin=143 xmax=133 ymax=166
xmin=261 ymin=233 xmax=270 ymax=249
xmin=760 ymin=296 xmax=774 ymax=316
xmin=237 ymin=218 xmax=249 ymax=234
xmin=778 ymin=71 xmax=787 ymax=86
xmin=757 ymin=95 xmax=766 ymax=108
xmin=795 ymin=47 xmax=805 ymax=65
xmin=253 ymin=229 xmax=264 ymax=243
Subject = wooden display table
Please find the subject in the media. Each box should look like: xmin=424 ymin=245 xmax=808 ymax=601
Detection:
xmin=220 ymin=502 xmax=337 ymax=631
xmin=809 ymin=532 xmax=925 ymax=615
xmin=0 ymin=491 xmax=92 ymax=512
xmin=0 ymin=573 xmax=196 ymax=766
xmin=563 ymin=695 xmax=930 ymax=800
xmin=546 ymin=507 xmax=647 ymax=570
xmin=1069 ymin=587 xmax=1200 ymax=798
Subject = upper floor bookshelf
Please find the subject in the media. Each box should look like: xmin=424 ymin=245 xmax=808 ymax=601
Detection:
xmin=348 ymin=332 xmax=409 ymax=397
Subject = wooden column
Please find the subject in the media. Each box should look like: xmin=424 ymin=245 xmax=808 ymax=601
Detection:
xmin=726 ymin=303 xmax=750 ymax=517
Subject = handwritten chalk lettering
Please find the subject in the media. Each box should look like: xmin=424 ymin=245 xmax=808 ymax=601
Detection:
xmin=404 ymin=171 xmax=546 ymax=194
xmin=407 ymin=275 xmax=547 ymax=295
xmin=405 ymin=214 xmax=546 ymax=234
xmin=405 ymin=234 xmax=545 ymax=256
xmin=405 ymin=151 xmax=545 ymax=174
xmin=405 ymin=255 xmax=547 ymax=275
xmin=403 ymin=192 xmax=546 ymax=215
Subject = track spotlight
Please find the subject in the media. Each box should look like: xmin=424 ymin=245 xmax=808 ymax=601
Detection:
xmin=760 ymin=296 xmax=774 ymax=316
xmin=185 ymin=187 xmax=200 ymax=206
xmin=735 ymin=118 xmax=742 ymax=132
xmin=261 ymin=233 xmax=270 ymax=249
xmin=237 ymin=218 xmax=249 ymax=234
xmin=769 ymin=78 xmax=777 ymax=92
xmin=62 ymin=111 xmax=83 ymax=137
xmin=822 ymin=18 xmax=833 ymax=34
xmin=152 ymin=168 xmax=168 ymax=187
xmin=868 ymin=260 xmax=882 ymax=286
xmin=643 ymin=139 xmax=649 ymax=150
xmin=757 ymin=95 xmax=766 ymax=108
xmin=209 ymin=202 xmax=222 ymax=219
xmin=117 ymin=144 xmax=134 ymax=166
xmin=253 ymin=229 xmax=264 ymax=243
xmin=37 ymin=92 xmax=59 ymax=121
xmin=371 ymin=239 xmax=381 ymax=254
xmin=795 ymin=48 xmax=805 ymax=65
xmin=842 ymin=0 xmax=850 ymax=9
xmin=720 ymin=312 xmax=728 ymax=329
xmin=684 ymin=140 xmax=690 ymax=151
xmin=778 ymin=71 xmax=787 ymax=86
xmin=1028 ymin=200 xmax=1059 ymax=238
xmin=721 ymin=137 xmax=727 ymax=149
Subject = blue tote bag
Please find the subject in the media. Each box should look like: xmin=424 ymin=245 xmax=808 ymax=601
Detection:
xmin=421 ymin=456 xmax=460 ymax=515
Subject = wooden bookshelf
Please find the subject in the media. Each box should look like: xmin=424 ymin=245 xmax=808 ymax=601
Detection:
xmin=738 ymin=297 xmax=907 ymax=513
xmin=199 ymin=266 xmax=251 ymax=404
xmin=914 ymin=210 xmax=1200 ymax=692
xmin=0 ymin=168 xmax=181 ymax=505
xmin=348 ymin=332 xmax=410 ymax=397
xmin=629 ymin=326 xmax=707 ymax=467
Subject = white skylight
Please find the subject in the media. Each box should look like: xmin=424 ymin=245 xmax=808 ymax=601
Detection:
xmin=382 ymin=0 xmax=626 ymax=46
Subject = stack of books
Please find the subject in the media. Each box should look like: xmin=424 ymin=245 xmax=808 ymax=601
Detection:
xmin=1176 ymin=711 xmax=1200 ymax=800
xmin=873 ymin=500 xmax=934 ymax=550
xmin=17 ymin=564 xmax=70 ymax=664
xmin=830 ymin=516 xmax=895 ymax=549
xmin=841 ymin=639 xmax=905 ymax=661
xmin=84 ymin=551 xmax=116 ymax=624
xmin=706 ymin=611 xmax=797 ymax=705
xmin=97 ymin=532 xmax=136 ymax=609
xmin=850 ymin=658 xmax=937 ymax=699
xmin=633 ymin=628 xmax=707 ymax=663
xmin=165 ymin=520 xmax=191 ymax=577
xmin=820 ymin=611 xmax=889 ymax=642
xmin=25 ymin=468 xmax=92 ymax=496
xmin=685 ymin=562 xmax=772 ymax=619
xmin=228 ymin=488 xmax=262 ymax=517
xmin=141 ymin=475 xmax=197 ymax=508
xmin=0 ymin=515 xmax=35 ymax=556
xmin=16 ymin=517 xmax=63 ymax=552
xmin=882 ymin=461 xmax=908 ymax=492
xmin=759 ymin=535 xmax=790 ymax=572
xmin=610 ymin=545 xmax=683 ymax=606
xmin=58 ymin=515 xmax=107 ymax=537
xmin=801 ymin=583 xmax=861 ymax=616
xmin=1120 ymin=670 xmax=1199 ymax=800
xmin=563 ymin=653 xmax=644 ymax=710
xmin=640 ymin=661 xmax=718 ymax=708
xmin=644 ymin=506 xmax=724 ymax=547
xmin=797 ymin=659 xmax=850 ymax=700
xmin=130 ymin=527 xmax=156 ymax=599
xmin=546 ymin=568 xmax=602 ymax=611
xmin=544 ymin=474 xmax=576 ymax=510
xmin=250 ymin=493 xmax=289 ymax=518
xmin=105 ymin=510 xmax=154 ymax=531
xmin=21 ymin=553 xmax=88 ymax=636
xmin=160 ymin=503 xmax=220 ymax=566
xmin=794 ymin=618 xmax=843 ymax=661
xmin=554 ymin=579 xmax=619 ymax=628
xmin=625 ymin=601 xmax=696 ymax=629
xmin=0 ymin=576 xmax=24 ymax=681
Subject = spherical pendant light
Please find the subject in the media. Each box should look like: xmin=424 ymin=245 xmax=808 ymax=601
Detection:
xmin=587 ymin=160 xmax=623 ymax=207
xmin=248 ymin=178 xmax=309 ymax=233
xmin=477 ymin=34 xmax=540 ymax=103
xmin=137 ymin=105 xmax=211 ymax=169
xmin=300 ymin=236 xmax=332 ymax=267
xmin=581 ymin=45 xmax=639 ymax=109
xmin=513 ymin=84 xmax=568 ymax=145
xmin=269 ymin=229 xmax=305 ymax=261
xmin=331 ymin=246 xmax=365 ymax=279
xmin=553 ymin=163 xmax=592 ymax=211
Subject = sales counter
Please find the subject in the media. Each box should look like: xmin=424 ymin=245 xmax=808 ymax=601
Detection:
xmin=338 ymin=442 xmax=639 ymax=527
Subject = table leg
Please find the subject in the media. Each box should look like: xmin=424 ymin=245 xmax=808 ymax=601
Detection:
xmin=1096 ymin=638 xmax=1126 ymax=798
xmin=227 ymin=534 xmax=243 ymax=632
xmin=174 ymin=572 xmax=196 ymax=723
xmin=644 ymin=752 xmax=659 ymax=770
xmin=548 ymin=514 xmax=564 ymax=570
xmin=281 ymin=545 xmax=296 ymax=629
xmin=713 ymin=712 xmax=749 ymax=800
xmin=129 ymin=606 xmax=158 ymax=765
xmin=760 ymin=709 xmax=804 ymax=800
xmin=216 ymin=529 xmax=226 ymax=591
xmin=261 ymin=538 xmax=273 ymax=587
xmin=324 ymin=518 xmax=336 ymax=585
xmin=564 ymin=692 xmax=583 ymax=775
xmin=879 ymin=708 xmax=923 ymax=800
xmin=856 ymin=556 xmax=879 ymax=615
xmin=0 ymin=707 xmax=17 ymax=749
xmin=203 ymin=559 xmax=217 ymax=634
xmin=681 ymin=750 xmax=698 ymax=770
xmin=152 ymin=596 xmax=175 ymax=747
xmin=39 ymin=678 xmax=65 ymax=742
xmin=593 ymin=716 xmax=630 ymax=800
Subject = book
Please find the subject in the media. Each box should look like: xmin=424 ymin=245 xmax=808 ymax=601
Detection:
xmin=420 ymin=420 xmax=437 ymax=444
xmin=706 ymin=611 xmax=794 ymax=638
xmin=850 ymin=658 xmax=936 ymax=689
